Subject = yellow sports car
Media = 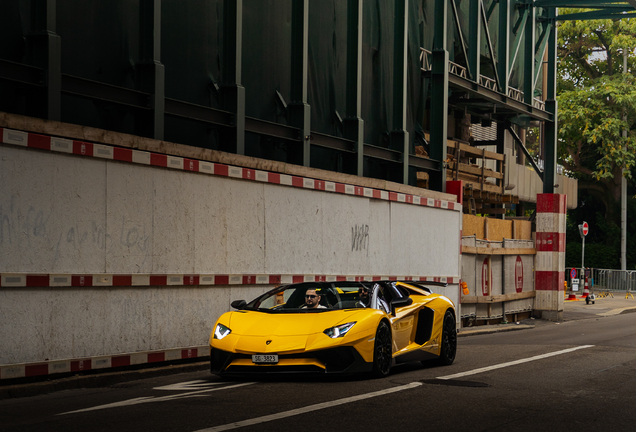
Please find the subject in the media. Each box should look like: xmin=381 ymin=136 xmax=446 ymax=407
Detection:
xmin=209 ymin=281 xmax=456 ymax=377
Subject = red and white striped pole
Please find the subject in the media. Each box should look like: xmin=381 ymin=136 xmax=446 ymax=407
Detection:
xmin=535 ymin=194 xmax=568 ymax=318
xmin=582 ymin=271 xmax=589 ymax=298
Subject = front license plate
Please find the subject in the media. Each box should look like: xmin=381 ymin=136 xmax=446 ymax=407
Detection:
xmin=252 ymin=354 xmax=279 ymax=364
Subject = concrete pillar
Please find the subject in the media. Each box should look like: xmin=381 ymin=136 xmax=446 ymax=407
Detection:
xmin=534 ymin=193 xmax=567 ymax=321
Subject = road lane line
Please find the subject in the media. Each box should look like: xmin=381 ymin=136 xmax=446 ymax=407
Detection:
xmin=436 ymin=345 xmax=595 ymax=380
xmin=154 ymin=380 xmax=225 ymax=391
xmin=58 ymin=382 xmax=255 ymax=415
xmin=195 ymin=382 xmax=423 ymax=432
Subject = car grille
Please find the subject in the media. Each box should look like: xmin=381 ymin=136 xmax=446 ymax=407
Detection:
xmin=212 ymin=347 xmax=365 ymax=374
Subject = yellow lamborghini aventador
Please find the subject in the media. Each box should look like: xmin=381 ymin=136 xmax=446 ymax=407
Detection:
xmin=209 ymin=280 xmax=456 ymax=377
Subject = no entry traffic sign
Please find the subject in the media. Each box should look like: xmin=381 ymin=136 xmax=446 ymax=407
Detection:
xmin=515 ymin=256 xmax=524 ymax=293
xmin=582 ymin=221 xmax=589 ymax=236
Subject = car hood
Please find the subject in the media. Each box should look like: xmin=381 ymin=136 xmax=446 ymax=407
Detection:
xmin=227 ymin=309 xmax=362 ymax=336
xmin=220 ymin=309 xmax=376 ymax=354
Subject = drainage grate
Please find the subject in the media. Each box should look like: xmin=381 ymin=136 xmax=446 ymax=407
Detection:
xmin=421 ymin=379 xmax=490 ymax=388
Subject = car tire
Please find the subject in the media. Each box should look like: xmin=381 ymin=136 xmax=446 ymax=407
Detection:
xmin=438 ymin=309 xmax=457 ymax=365
xmin=372 ymin=321 xmax=392 ymax=378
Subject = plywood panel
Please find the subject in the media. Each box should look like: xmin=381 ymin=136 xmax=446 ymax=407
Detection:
xmin=463 ymin=214 xmax=485 ymax=239
xmin=486 ymin=218 xmax=513 ymax=241
xmin=513 ymin=220 xmax=532 ymax=240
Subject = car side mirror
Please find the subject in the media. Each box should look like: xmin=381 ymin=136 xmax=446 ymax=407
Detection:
xmin=231 ymin=300 xmax=247 ymax=310
xmin=390 ymin=297 xmax=413 ymax=311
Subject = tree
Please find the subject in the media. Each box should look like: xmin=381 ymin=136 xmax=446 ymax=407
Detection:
xmin=557 ymin=12 xmax=636 ymax=269
xmin=557 ymin=14 xmax=636 ymax=216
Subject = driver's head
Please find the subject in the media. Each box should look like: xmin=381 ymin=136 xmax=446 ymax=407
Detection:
xmin=358 ymin=286 xmax=370 ymax=300
xmin=304 ymin=289 xmax=321 ymax=309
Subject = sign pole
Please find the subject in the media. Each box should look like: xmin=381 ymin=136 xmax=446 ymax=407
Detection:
xmin=582 ymin=234 xmax=585 ymax=270
xmin=578 ymin=221 xmax=589 ymax=278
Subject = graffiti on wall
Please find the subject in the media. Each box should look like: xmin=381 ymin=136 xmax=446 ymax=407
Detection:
xmin=0 ymin=196 xmax=150 ymax=268
xmin=351 ymin=224 xmax=369 ymax=256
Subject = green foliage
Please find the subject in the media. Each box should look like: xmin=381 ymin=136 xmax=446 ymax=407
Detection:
xmin=565 ymin=242 xmax=619 ymax=270
xmin=556 ymin=11 xmax=636 ymax=233
xmin=558 ymin=13 xmax=636 ymax=90
xmin=558 ymin=74 xmax=636 ymax=181
xmin=565 ymin=190 xmax=636 ymax=270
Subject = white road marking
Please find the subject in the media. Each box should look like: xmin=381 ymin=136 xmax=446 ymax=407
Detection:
xmin=436 ymin=345 xmax=595 ymax=380
xmin=194 ymin=382 xmax=423 ymax=432
xmin=58 ymin=382 xmax=255 ymax=415
xmin=154 ymin=380 xmax=224 ymax=391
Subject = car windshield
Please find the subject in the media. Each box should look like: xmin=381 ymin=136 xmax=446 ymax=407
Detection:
xmin=242 ymin=282 xmax=378 ymax=313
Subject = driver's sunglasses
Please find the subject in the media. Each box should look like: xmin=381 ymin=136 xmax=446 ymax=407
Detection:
xmin=305 ymin=294 xmax=317 ymax=299
xmin=358 ymin=288 xmax=368 ymax=293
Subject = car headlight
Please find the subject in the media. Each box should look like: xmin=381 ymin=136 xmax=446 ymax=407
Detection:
xmin=214 ymin=323 xmax=232 ymax=340
xmin=323 ymin=322 xmax=356 ymax=338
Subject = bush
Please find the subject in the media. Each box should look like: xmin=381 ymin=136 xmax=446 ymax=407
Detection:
xmin=566 ymin=242 xmax=619 ymax=270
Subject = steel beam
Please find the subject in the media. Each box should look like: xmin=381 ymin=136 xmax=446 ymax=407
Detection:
xmin=220 ymin=0 xmax=246 ymax=155
xmin=165 ymin=99 xmax=234 ymax=127
xmin=533 ymin=20 xmax=551 ymax=92
xmin=429 ymin=0 xmax=449 ymax=192
xmin=344 ymin=0 xmax=364 ymax=177
xmin=136 ymin=0 xmax=165 ymax=140
xmin=498 ymin=0 xmax=510 ymax=96
xmin=509 ymin=8 xmax=528 ymax=77
xmin=26 ymin=0 xmax=61 ymax=121
xmin=468 ymin=1 xmax=482 ymax=83
xmin=450 ymin=0 xmax=471 ymax=79
xmin=508 ymin=125 xmax=544 ymax=181
xmin=543 ymin=10 xmax=558 ymax=194
xmin=62 ymin=75 xmax=150 ymax=109
xmin=0 ymin=59 xmax=43 ymax=87
xmin=524 ymin=3 xmax=536 ymax=105
xmin=480 ymin=0 xmax=502 ymax=93
xmin=391 ymin=0 xmax=410 ymax=184
xmin=446 ymin=73 xmax=553 ymax=122
xmin=289 ymin=0 xmax=311 ymax=167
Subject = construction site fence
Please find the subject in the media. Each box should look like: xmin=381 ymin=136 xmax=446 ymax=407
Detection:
xmin=566 ymin=268 xmax=636 ymax=292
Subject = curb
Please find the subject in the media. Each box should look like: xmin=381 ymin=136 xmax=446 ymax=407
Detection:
xmin=597 ymin=306 xmax=636 ymax=317
xmin=458 ymin=324 xmax=535 ymax=337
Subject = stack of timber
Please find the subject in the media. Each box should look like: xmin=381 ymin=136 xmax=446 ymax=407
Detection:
xmin=415 ymin=135 xmax=520 ymax=215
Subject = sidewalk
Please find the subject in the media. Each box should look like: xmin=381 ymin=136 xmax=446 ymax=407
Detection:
xmin=561 ymin=293 xmax=636 ymax=320
xmin=458 ymin=293 xmax=636 ymax=337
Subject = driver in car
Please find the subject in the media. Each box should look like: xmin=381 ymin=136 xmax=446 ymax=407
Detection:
xmin=357 ymin=284 xmax=389 ymax=312
xmin=301 ymin=289 xmax=327 ymax=309
xmin=356 ymin=286 xmax=370 ymax=307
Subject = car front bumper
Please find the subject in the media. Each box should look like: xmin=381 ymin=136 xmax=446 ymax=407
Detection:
xmin=210 ymin=345 xmax=373 ymax=375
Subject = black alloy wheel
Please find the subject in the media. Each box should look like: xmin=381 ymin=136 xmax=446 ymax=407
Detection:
xmin=372 ymin=321 xmax=392 ymax=377
xmin=438 ymin=309 xmax=457 ymax=365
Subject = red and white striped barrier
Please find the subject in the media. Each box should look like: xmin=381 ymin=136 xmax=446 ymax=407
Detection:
xmin=0 ymin=273 xmax=459 ymax=288
xmin=0 ymin=345 xmax=208 ymax=381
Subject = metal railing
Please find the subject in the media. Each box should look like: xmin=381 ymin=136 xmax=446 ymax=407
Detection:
xmin=567 ymin=268 xmax=636 ymax=292
xmin=592 ymin=269 xmax=636 ymax=292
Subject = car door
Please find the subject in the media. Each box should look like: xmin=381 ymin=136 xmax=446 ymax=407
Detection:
xmin=385 ymin=283 xmax=418 ymax=354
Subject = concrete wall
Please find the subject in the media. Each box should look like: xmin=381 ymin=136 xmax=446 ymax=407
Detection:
xmin=0 ymin=128 xmax=462 ymax=366
xmin=0 ymin=144 xmax=460 ymax=277
xmin=0 ymin=285 xmax=268 ymax=366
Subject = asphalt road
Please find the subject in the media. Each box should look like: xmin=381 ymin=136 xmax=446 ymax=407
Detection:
xmin=3 ymin=297 xmax=636 ymax=432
